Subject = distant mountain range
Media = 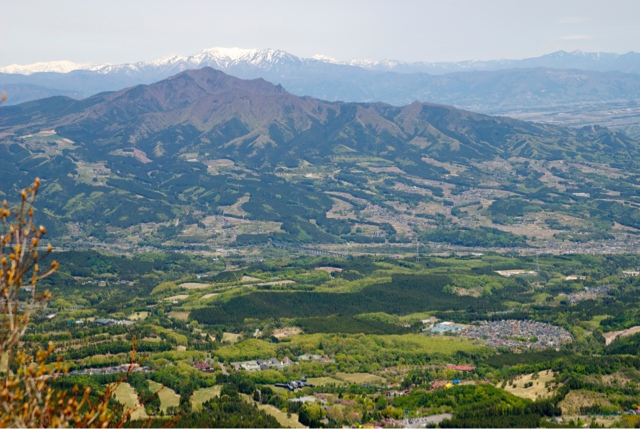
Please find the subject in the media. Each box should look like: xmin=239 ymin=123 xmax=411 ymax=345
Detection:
xmin=1 ymin=48 xmax=639 ymax=117
xmin=4 ymin=48 xmax=640 ymax=76
xmin=1 ymin=68 xmax=638 ymax=248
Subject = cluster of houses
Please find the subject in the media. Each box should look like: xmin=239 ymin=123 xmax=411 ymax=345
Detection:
xmin=81 ymin=279 xmax=132 ymax=287
xmin=226 ymin=354 xmax=335 ymax=372
xmin=559 ymin=284 xmax=613 ymax=304
xmin=230 ymin=356 xmax=295 ymax=372
xmin=427 ymin=318 xmax=573 ymax=350
xmin=297 ymin=354 xmax=335 ymax=364
xmin=462 ymin=320 xmax=573 ymax=350
xmin=66 ymin=363 xmax=152 ymax=377
xmin=429 ymin=321 xmax=466 ymax=334
xmin=93 ymin=318 xmax=135 ymax=326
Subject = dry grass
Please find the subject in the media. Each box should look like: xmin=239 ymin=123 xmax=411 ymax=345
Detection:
xmin=272 ymin=327 xmax=302 ymax=339
xmin=127 ymin=311 xmax=148 ymax=321
xmin=201 ymin=293 xmax=219 ymax=300
xmin=111 ymin=382 xmax=148 ymax=420
xmin=164 ymin=294 xmax=189 ymax=301
xmin=222 ymin=332 xmax=242 ymax=344
xmin=179 ymin=282 xmax=210 ymax=290
xmin=503 ymin=370 xmax=557 ymax=400
xmin=219 ymin=195 xmax=250 ymax=217
xmin=256 ymin=280 xmax=295 ymax=286
xmin=315 ymin=266 xmax=343 ymax=274
xmin=451 ymin=286 xmax=483 ymax=297
xmin=335 ymin=372 xmax=386 ymax=385
xmin=205 ymin=158 xmax=235 ymax=174
xmin=168 ymin=311 xmax=190 ymax=321
xmin=326 ymin=197 xmax=356 ymax=220
xmin=190 ymin=386 xmax=221 ymax=410
xmin=603 ymin=325 xmax=640 ymax=345
xmin=559 ymin=390 xmax=614 ymax=415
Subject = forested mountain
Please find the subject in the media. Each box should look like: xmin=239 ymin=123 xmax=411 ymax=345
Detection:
xmin=1 ymin=68 xmax=639 ymax=249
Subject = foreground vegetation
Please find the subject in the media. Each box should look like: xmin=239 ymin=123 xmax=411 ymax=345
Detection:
xmin=6 ymin=246 xmax=639 ymax=427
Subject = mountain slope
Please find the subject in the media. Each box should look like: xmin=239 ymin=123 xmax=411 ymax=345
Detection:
xmin=1 ymin=68 xmax=639 ymax=250
xmin=2 ymin=67 xmax=636 ymax=166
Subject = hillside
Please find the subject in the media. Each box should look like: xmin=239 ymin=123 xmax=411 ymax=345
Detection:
xmin=1 ymin=68 xmax=640 ymax=252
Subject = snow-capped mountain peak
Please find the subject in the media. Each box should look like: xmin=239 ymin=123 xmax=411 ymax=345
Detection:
xmin=2 ymin=47 xmax=640 ymax=78
xmin=312 ymin=54 xmax=339 ymax=64
xmin=0 ymin=60 xmax=96 ymax=75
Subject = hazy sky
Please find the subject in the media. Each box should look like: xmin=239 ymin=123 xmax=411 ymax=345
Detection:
xmin=2 ymin=0 xmax=639 ymax=66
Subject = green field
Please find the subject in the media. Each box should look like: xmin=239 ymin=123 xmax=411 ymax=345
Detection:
xmin=306 ymin=377 xmax=346 ymax=386
xmin=148 ymin=380 xmax=180 ymax=414
xmin=111 ymin=382 xmax=148 ymax=420
xmin=335 ymin=372 xmax=386 ymax=385
xmin=256 ymin=403 xmax=306 ymax=428
xmin=190 ymin=386 xmax=221 ymax=411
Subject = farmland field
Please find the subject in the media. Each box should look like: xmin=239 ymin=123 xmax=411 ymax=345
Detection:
xmin=111 ymin=383 xmax=148 ymax=420
xmin=190 ymin=386 xmax=221 ymax=410
xmin=148 ymin=380 xmax=180 ymax=413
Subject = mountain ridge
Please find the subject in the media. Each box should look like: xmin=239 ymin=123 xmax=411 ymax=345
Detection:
xmin=2 ymin=48 xmax=640 ymax=141
xmin=3 ymin=48 xmax=640 ymax=76
xmin=2 ymin=67 xmax=636 ymax=168
xmin=1 ymin=67 xmax=639 ymax=250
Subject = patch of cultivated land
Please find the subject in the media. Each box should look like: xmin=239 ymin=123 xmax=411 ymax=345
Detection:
xmin=168 ymin=311 xmax=190 ymax=321
xmin=164 ymin=294 xmax=189 ymax=301
xmin=257 ymin=403 xmax=306 ymax=428
xmin=256 ymin=280 xmax=295 ymax=286
xmin=315 ymin=266 xmax=343 ymax=274
xmin=241 ymin=275 xmax=262 ymax=282
xmin=306 ymin=377 xmax=345 ymax=386
xmin=201 ymin=293 xmax=219 ymax=300
xmin=222 ymin=332 xmax=242 ymax=344
xmin=335 ymin=372 xmax=386 ymax=385
xmin=504 ymin=370 xmax=557 ymax=400
xmin=603 ymin=325 xmax=640 ymax=345
xmin=272 ymin=327 xmax=302 ymax=339
xmin=111 ymin=382 xmax=148 ymax=420
xmin=235 ymin=220 xmax=282 ymax=235
xmin=179 ymin=282 xmax=211 ymax=290
xmin=559 ymin=389 xmax=615 ymax=415
xmin=326 ymin=197 xmax=357 ymax=220
xmin=127 ymin=311 xmax=148 ymax=321
xmin=451 ymin=286 xmax=483 ymax=297
xmin=147 ymin=380 xmax=179 ymax=413
xmin=190 ymin=386 xmax=221 ymax=410
xmin=219 ymin=194 xmax=250 ymax=217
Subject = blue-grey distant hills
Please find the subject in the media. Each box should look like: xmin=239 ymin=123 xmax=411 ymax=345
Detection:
xmin=2 ymin=48 xmax=640 ymax=138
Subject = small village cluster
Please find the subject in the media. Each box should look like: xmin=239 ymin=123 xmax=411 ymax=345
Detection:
xmin=559 ymin=284 xmax=613 ymax=304
xmin=426 ymin=319 xmax=573 ymax=350
xmin=463 ymin=320 xmax=573 ymax=349
xmin=65 ymin=363 xmax=152 ymax=377
xmin=228 ymin=354 xmax=336 ymax=372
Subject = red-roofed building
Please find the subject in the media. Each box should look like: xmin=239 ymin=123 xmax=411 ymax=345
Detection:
xmin=194 ymin=361 xmax=212 ymax=372
xmin=446 ymin=364 xmax=475 ymax=371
